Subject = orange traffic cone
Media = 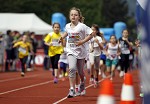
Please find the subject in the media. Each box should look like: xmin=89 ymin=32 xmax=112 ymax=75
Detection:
xmin=120 ymin=73 xmax=135 ymax=104
xmin=97 ymin=79 xmax=115 ymax=104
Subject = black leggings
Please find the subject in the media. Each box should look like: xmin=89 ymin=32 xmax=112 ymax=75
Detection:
xmin=120 ymin=54 xmax=130 ymax=73
xmin=20 ymin=56 xmax=28 ymax=73
xmin=50 ymin=54 xmax=60 ymax=70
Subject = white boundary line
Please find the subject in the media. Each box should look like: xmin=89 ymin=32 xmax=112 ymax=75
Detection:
xmin=0 ymin=71 xmax=51 ymax=83
xmin=53 ymin=77 xmax=108 ymax=104
xmin=0 ymin=80 xmax=53 ymax=95
xmin=0 ymin=74 xmax=41 ymax=83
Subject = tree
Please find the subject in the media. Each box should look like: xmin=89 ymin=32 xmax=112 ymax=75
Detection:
xmin=0 ymin=0 xmax=134 ymax=31
xmin=101 ymin=0 xmax=128 ymax=27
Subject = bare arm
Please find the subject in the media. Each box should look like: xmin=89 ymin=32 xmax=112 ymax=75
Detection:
xmin=104 ymin=43 xmax=109 ymax=56
xmin=59 ymin=32 xmax=68 ymax=43
xmin=76 ymin=33 xmax=93 ymax=46
xmin=94 ymin=38 xmax=103 ymax=50
xmin=126 ymin=39 xmax=133 ymax=47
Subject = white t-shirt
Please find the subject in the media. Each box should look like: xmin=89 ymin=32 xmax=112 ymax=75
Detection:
xmin=107 ymin=43 xmax=119 ymax=60
xmin=59 ymin=47 xmax=68 ymax=64
xmin=65 ymin=22 xmax=93 ymax=59
xmin=90 ymin=36 xmax=103 ymax=56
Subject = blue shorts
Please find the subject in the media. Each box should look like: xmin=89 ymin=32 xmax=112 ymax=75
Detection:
xmin=60 ymin=62 xmax=67 ymax=71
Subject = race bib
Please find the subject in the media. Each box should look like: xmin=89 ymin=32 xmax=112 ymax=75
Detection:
xmin=52 ymin=39 xmax=61 ymax=46
xmin=68 ymin=35 xmax=79 ymax=48
xmin=121 ymin=48 xmax=130 ymax=54
xmin=108 ymin=54 xmax=117 ymax=60
xmin=129 ymin=54 xmax=133 ymax=60
xmin=18 ymin=47 xmax=26 ymax=54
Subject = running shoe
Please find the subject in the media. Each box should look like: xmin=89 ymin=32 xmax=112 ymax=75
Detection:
xmin=64 ymin=72 xmax=68 ymax=77
xmin=94 ymin=80 xmax=99 ymax=88
xmin=89 ymin=78 xmax=94 ymax=84
xmin=78 ymin=82 xmax=86 ymax=95
xmin=102 ymin=73 xmax=106 ymax=79
xmin=67 ymin=89 xmax=75 ymax=98
xmin=119 ymin=71 xmax=124 ymax=77
xmin=75 ymin=89 xmax=86 ymax=96
xmin=80 ymin=89 xmax=86 ymax=96
xmin=53 ymin=77 xmax=58 ymax=84
xmin=59 ymin=74 xmax=63 ymax=78
xmin=139 ymin=92 xmax=144 ymax=97
xmin=75 ymin=87 xmax=78 ymax=93
xmin=99 ymin=69 xmax=101 ymax=75
xmin=21 ymin=72 xmax=25 ymax=77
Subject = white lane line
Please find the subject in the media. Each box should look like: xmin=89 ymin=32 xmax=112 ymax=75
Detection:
xmin=52 ymin=77 xmax=109 ymax=104
xmin=0 ymin=80 xmax=53 ymax=95
xmin=0 ymin=74 xmax=45 ymax=83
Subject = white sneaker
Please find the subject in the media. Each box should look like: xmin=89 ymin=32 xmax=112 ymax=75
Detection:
xmin=102 ymin=73 xmax=106 ymax=79
xmin=27 ymin=68 xmax=32 ymax=72
xmin=67 ymin=89 xmax=75 ymax=98
xmin=21 ymin=72 xmax=25 ymax=77
xmin=80 ymin=89 xmax=86 ymax=96
xmin=99 ymin=70 xmax=101 ymax=75
xmin=59 ymin=74 xmax=63 ymax=78
xmin=119 ymin=71 xmax=124 ymax=77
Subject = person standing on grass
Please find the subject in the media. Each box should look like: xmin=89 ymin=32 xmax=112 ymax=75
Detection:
xmin=105 ymin=35 xmax=121 ymax=80
xmin=59 ymin=7 xmax=94 ymax=98
xmin=44 ymin=22 xmax=63 ymax=84
xmin=13 ymin=35 xmax=33 ymax=77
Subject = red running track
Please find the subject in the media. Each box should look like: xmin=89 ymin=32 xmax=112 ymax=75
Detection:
xmin=0 ymin=68 xmax=141 ymax=104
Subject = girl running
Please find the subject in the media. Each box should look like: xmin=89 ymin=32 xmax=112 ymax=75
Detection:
xmin=44 ymin=23 xmax=63 ymax=83
xmin=88 ymin=24 xmax=103 ymax=88
xmin=59 ymin=7 xmax=93 ymax=98
xmin=105 ymin=35 xmax=120 ymax=80
xmin=58 ymin=39 xmax=68 ymax=81
xmin=118 ymin=29 xmax=133 ymax=77
xmin=13 ymin=35 xmax=33 ymax=76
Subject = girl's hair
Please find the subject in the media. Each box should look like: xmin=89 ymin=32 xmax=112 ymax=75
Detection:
xmin=69 ymin=7 xmax=85 ymax=23
xmin=110 ymin=34 xmax=118 ymax=43
xmin=122 ymin=29 xmax=128 ymax=33
xmin=52 ymin=22 xmax=60 ymax=28
xmin=92 ymin=24 xmax=101 ymax=37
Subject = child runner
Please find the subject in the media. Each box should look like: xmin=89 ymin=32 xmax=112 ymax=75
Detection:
xmin=99 ymin=32 xmax=107 ymax=76
xmin=58 ymin=39 xmax=68 ymax=81
xmin=105 ymin=35 xmax=120 ymax=80
xmin=44 ymin=22 xmax=63 ymax=84
xmin=59 ymin=7 xmax=93 ymax=98
xmin=13 ymin=35 xmax=33 ymax=76
xmin=88 ymin=24 xmax=103 ymax=88
xmin=0 ymin=34 xmax=4 ymax=72
xmin=118 ymin=29 xmax=133 ymax=77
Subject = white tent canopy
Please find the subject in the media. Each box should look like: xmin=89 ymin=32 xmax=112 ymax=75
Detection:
xmin=0 ymin=13 xmax=52 ymax=34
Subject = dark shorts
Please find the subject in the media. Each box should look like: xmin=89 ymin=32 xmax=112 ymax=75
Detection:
xmin=60 ymin=62 xmax=67 ymax=70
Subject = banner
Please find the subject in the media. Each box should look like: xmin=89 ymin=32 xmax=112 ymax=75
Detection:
xmin=141 ymin=0 xmax=150 ymax=103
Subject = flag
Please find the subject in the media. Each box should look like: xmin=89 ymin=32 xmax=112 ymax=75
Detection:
xmin=141 ymin=0 xmax=150 ymax=103
xmin=136 ymin=0 xmax=147 ymax=25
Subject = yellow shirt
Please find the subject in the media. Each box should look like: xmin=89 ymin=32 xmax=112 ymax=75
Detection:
xmin=44 ymin=32 xmax=63 ymax=57
xmin=14 ymin=41 xmax=31 ymax=58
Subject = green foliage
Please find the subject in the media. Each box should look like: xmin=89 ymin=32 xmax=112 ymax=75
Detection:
xmin=0 ymin=0 xmax=136 ymax=37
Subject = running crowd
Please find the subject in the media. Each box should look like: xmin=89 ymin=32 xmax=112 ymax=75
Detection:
xmin=43 ymin=7 xmax=140 ymax=98
xmin=0 ymin=31 xmax=38 ymax=76
xmin=0 ymin=7 xmax=141 ymax=98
